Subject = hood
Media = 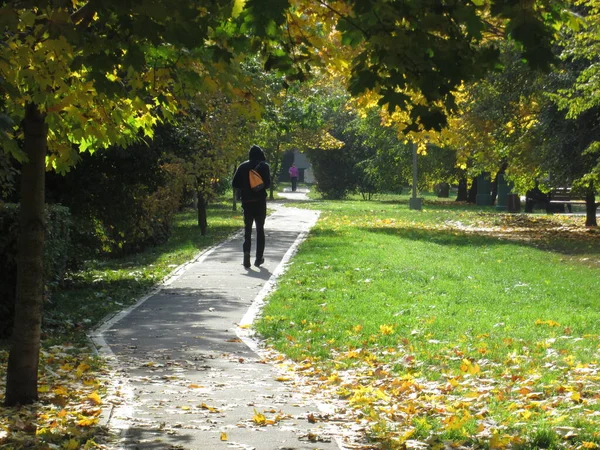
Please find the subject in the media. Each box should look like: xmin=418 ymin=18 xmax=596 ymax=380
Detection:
xmin=248 ymin=145 xmax=266 ymax=161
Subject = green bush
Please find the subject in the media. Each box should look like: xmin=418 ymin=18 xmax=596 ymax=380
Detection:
xmin=0 ymin=203 xmax=71 ymax=338
xmin=46 ymin=142 xmax=184 ymax=257
xmin=306 ymin=147 xmax=356 ymax=199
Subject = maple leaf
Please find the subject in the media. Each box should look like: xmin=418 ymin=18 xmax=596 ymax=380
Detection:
xmin=252 ymin=409 xmax=267 ymax=425
xmin=460 ymin=359 xmax=481 ymax=375
xmin=87 ymin=391 xmax=102 ymax=405
xmin=77 ymin=417 xmax=98 ymax=427
xmin=379 ymin=324 xmax=394 ymax=335
xmin=535 ymin=319 xmax=561 ymax=327
xmin=199 ymin=403 xmax=220 ymax=413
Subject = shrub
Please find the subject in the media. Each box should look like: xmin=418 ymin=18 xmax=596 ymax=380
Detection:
xmin=0 ymin=203 xmax=71 ymax=338
xmin=46 ymin=142 xmax=184 ymax=257
xmin=306 ymin=147 xmax=356 ymax=199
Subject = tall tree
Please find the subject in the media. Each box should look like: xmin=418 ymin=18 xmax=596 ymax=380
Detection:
xmin=0 ymin=0 xmax=252 ymax=406
xmin=551 ymin=0 xmax=600 ymax=224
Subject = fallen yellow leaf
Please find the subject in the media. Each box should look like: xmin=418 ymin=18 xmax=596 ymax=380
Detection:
xmin=220 ymin=432 xmax=228 ymax=441
xmin=53 ymin=386 xmax=69 ymax=396
xmin=199 ymin=403 xmax=220 ymax=412
xmin=460 ymin=359 xmax=481 ymax=375
xmin=77 ymin=417 xmax=98 ymax=427
xmin=87 ymin=391 xmax=102 ymax=405
xmin=253 ymin=410 xmax=267 ymax=425
xmin=379 ymin=324 xmax=394 ymax=335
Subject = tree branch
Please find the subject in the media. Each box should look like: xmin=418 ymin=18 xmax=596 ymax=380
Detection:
xmin=71 ymin=0 xmax=96 ymax=28
xmin=314 ymin=0 xmax=371 ymax=39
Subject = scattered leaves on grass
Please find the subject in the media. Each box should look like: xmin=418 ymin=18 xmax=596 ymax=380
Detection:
xmin=0 ymin=346 xmax=113 ymax=449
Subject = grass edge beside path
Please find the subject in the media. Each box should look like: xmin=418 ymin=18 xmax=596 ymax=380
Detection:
xmin=256 ymin=197 xmax=600 ymax=450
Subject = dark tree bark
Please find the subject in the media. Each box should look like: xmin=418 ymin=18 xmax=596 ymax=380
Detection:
xmin=5 ymin=103 xmax=47 ymax=406
xmin=456 ymin=177 xmax=468 ymax=202
xmin=467 ymin=177 xmax=478 ymax=203
xmin=197 ymin=189 xmax=208 ymax=235
xmin=585 ymin=187 xmax=598 ymax=227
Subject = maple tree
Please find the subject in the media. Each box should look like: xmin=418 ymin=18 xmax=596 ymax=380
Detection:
xmin=162 ymin=95 xmax=252 ymax=234
xmin=255 ymin=75 xmax=345 ymax=199
xmin=0 ymin=0 xmax=256 ymax=406
xmin=437 ymin=35 xmax=599 ymax=225
xmin=550 ymin=0 xmax=600 ymax=225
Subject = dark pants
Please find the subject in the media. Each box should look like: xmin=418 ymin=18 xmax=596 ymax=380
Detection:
xmin=242 ymin=200 xmax=266 ymax=258
xmin=291 ymin=177 xmax=297 ymax=192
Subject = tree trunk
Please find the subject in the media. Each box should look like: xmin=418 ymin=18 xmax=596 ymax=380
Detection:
xmin=5 ymin=103 xmax=47 ymax=406
xmin=456 ymin=177 xmax=468 ymax=202
xmin=232 ymin=164 xmax=237 ymax=211
xmin=467 ymin=177 xmax=478 ymax=203
xmin=491 ymin=163 xmax=508 ymax=206
xmin=585 ymin=188 xmax=598 ymax=227
xmin=197 ymin=190 xmax=208 ymax=235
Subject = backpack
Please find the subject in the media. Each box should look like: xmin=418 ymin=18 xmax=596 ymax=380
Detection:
xmin=249 ymin=164 xmax=265 ymax=192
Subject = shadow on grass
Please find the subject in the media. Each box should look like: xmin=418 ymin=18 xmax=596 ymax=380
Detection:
xmin=359 ymin=224 xmax=600 ymax=260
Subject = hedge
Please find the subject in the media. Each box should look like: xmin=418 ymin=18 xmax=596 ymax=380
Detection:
xmin=0 ymin=203 xmax=71 ymax=338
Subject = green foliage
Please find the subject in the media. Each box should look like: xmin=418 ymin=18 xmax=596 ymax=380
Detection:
xmin=447 ymin=36 xmax=599 ymax=225
xmin=0 ymin=152 xmax=18 ymax=200
xmin=46 ymin=139 xmax=183 ymax=257
xmin=0 ymin=204 xmax=71 ymax=338
xmin=340 ymin=0 xmax=560 ymax=130
xmin=307 ymin=147 xmax=357 ymax=199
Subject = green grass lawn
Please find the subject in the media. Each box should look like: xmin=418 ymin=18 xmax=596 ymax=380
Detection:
xmin=256 ymin=195 xmax=600 ymax=449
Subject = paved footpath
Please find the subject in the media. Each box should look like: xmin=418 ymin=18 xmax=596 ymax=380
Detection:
xmin=91 ymin=194 xmax=351 ymax=450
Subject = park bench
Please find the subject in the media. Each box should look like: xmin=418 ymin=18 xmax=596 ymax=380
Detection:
xmin=548 ymin=187 xmax=586 ymax=213
xmin=525 ymin=187 xmax=586 ymax=213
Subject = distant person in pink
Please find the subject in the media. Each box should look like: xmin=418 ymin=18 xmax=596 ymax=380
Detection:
xmin=288 ymin=163 xmax=299 ymax=192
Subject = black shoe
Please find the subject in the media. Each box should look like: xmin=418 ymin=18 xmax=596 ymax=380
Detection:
xmin=243 ymin=253 xmax=251 ymax=268
xmin=254 ymin=257 xmax=264 ymax=267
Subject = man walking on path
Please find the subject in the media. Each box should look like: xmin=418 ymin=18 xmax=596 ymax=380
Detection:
xmin=288 ymin=163 xmax=298 ymax=192
xmin=232 ymin=145 xmax=271 ymax=269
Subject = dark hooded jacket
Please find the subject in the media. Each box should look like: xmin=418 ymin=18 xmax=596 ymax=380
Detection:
xmin=232 ymin=145 xmax=271 ymax=202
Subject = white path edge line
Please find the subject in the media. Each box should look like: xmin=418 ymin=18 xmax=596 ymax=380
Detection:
xmin=87 ymin=231 xmax=243 ymax=440
xmin=235 ymin=208 xmax=346 ymax=450
xmin=237 ymin=209 xmax=319 ymax=332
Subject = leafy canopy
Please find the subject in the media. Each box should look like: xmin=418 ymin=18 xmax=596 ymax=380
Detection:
xmin=0 ymin=1 xmax=249 ymax=171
